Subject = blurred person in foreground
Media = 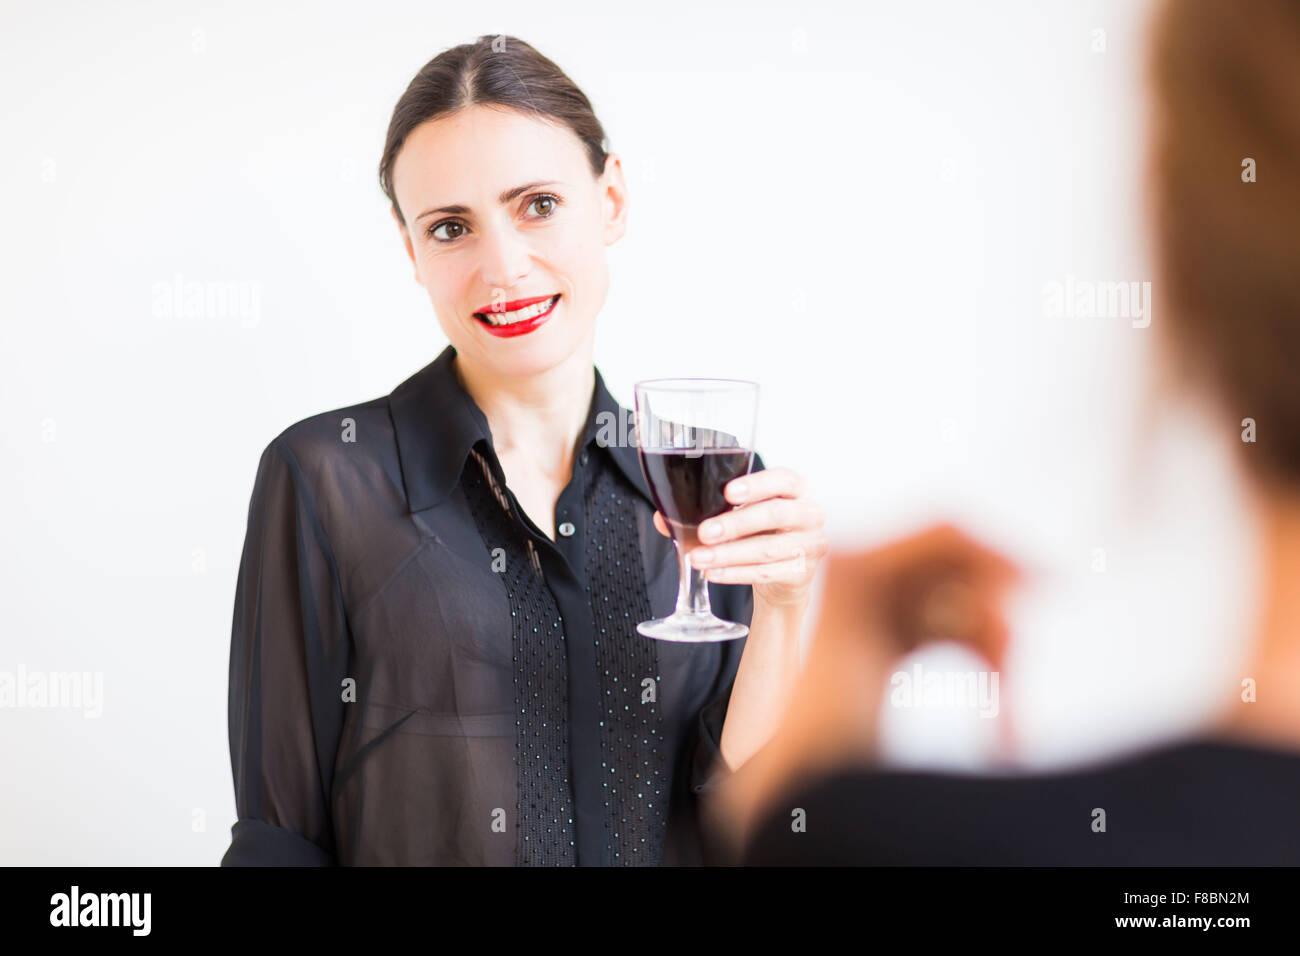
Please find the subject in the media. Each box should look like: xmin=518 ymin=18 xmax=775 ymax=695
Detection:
xmin=709 ymin=0 xmax=1300 ymax=865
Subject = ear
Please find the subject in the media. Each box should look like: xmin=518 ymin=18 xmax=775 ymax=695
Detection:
xmin=599 ymin=153 xmax=630 ymax=246
xmin=392 ymin=205 xmax=418 ymax=282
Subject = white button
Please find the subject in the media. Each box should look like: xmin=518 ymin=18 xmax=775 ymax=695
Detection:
xmin=558 ymin=521 xmax=575 ymax=537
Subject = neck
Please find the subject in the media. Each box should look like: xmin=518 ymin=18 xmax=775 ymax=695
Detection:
xmin=453 ymin=344 xmax=596 ymax=478
xmin=1213 ymin=480 xmax=1300 ymax=752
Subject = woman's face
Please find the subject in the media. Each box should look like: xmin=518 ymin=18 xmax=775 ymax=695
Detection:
xmin=391 ymin=105 xmax=628 ymax=380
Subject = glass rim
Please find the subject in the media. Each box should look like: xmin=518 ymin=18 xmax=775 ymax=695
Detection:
xmin=633 ymin=377 xmax=760 ymax=393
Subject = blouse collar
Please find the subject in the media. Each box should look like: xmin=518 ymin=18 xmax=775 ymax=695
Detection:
xmin=388 ymin=344 xmax=653 ymax=513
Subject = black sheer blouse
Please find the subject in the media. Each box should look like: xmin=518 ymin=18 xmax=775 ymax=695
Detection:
xmin=221 ymin=344 xmax=762 ymax=866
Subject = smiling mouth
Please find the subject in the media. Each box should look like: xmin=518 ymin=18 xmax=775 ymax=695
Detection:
xmin=474 ymin=293 xmax=561 ymax=328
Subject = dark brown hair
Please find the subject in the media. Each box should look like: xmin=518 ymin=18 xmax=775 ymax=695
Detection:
xmin=1147 ymin=0 xmax=1300 ymax=485
xmin=378 ymin=35 xmax=610 ymax=228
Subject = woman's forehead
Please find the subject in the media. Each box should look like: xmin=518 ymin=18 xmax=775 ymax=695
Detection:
xmin=393 ymin=106 xmax=588 ymax=207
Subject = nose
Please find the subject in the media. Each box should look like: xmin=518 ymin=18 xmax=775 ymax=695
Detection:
xmin=477 ymin=220 xmax=533 ymax=294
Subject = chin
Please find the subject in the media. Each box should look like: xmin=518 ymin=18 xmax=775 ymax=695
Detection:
xmin=454 ymin=321 xmax=594 ymax=381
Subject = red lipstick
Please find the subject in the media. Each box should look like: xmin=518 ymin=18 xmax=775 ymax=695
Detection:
xmin=474 ymin=293 xmax=561 ymax=338
xmin=475 ymin=293 xmax=555 ymax=314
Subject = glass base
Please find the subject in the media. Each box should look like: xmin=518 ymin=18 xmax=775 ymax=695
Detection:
xmin=636 ymin=611 xmax=748 ymax=642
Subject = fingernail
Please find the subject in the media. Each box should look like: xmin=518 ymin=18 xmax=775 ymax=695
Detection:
xmin=700 ymin=523 xmax=720 ymax=540
xmin=729 ymin=480 xmax=747 ymax=500
xmin=692 ymin=549 xmax=714 ymax=566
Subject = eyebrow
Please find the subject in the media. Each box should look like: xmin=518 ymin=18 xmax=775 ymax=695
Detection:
xmin=414 ymin=181 xmax=564 ymax=223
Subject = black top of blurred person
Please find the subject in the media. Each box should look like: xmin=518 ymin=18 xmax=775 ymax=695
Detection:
xmin=741 ymin=735 xmax=1300 ymax=864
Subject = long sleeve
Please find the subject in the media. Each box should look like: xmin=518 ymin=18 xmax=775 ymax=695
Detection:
xmin=221 ymin=437 xmax=352 ymax=866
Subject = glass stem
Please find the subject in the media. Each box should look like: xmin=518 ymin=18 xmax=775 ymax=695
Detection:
xmin=674 ymin=537 xmax=714 ymax=617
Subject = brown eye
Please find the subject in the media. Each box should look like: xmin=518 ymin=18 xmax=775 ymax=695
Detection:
xmin=430 ymin=221 xmax=465 ymax=242
xmin=528 ymin=195 xmax=558 ymax=217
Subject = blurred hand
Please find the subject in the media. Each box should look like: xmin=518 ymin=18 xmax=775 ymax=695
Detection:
xmin=652 ymin=466 xmax=828 ymax=608
xmin=810 ymin=521 xmax=1021 ymax=673
xmin=706 ymin=522 xmax=1021 ymax=857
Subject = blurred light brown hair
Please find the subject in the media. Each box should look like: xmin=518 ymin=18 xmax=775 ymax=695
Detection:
xmin=1147 ymin=0 xmax=1300 ymax=486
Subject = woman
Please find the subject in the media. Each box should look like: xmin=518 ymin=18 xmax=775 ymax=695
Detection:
xmin=220 ymin=35 xmax=828 ymax=866
xmin=714 ymin=0 xmax=1300 ymax=865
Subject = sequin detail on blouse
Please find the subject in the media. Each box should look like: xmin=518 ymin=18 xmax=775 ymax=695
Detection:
xmin=581 ymin=458 xmax=669 ymax=865
xmin=462 ymin=445 xmax=574 ymax=865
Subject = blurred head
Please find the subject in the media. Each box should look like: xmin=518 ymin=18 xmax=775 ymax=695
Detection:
xmin=379 ymin=35 xmax=629 ymax=380
xmin=1146 ymin=0 xmax=1300 ymax=495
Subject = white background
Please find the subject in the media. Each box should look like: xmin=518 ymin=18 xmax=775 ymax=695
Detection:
xmin=0 ymin=0 xmax=1258 ymax=864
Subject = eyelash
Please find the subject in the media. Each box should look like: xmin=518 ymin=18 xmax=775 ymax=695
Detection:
xmin=426 ymin=193 xmax=562 ymax=243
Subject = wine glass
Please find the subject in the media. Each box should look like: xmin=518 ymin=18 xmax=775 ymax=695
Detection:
xmin=633 ymin=379 xmax=759 ymax=642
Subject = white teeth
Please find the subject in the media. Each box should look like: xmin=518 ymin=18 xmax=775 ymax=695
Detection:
xmin=479 ymin=294 xmax=559 ymax=326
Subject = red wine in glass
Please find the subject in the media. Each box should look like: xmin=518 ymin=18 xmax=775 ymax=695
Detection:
xmin=638 ymin=448 xmax=753 ymax=550
xmin=633 ymin=379 xmax=760 ymax=642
